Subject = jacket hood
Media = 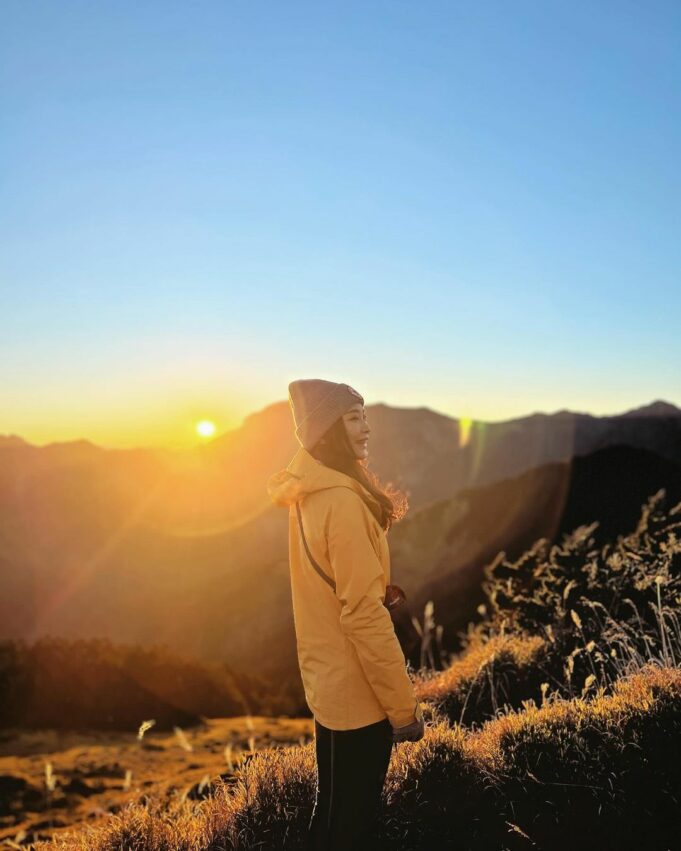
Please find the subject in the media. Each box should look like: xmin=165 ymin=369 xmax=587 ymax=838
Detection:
xmin=266 ymin=447 xmax=381 ymax=514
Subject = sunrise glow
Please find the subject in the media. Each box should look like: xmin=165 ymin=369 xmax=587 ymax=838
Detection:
xmin=195 ymin=420 xmax=216 ymax=439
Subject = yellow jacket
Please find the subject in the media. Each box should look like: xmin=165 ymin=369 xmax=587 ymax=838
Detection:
xmin=267 ymin=446 xmax=418 ymax=730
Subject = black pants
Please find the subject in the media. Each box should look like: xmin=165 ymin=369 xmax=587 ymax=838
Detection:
xmin=306 ymin=715 xmax=393 ymax=851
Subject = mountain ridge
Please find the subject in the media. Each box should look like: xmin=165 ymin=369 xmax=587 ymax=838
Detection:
xmin=3 ymin=397 xmax=679 ymax=452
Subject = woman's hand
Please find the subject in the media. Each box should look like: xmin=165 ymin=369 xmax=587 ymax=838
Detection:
xmin=391 ymin=701 xmax=425 ymax=743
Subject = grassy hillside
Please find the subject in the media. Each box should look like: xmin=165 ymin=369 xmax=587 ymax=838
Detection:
xmin=21 ymin=489 xmax=680 ymax=850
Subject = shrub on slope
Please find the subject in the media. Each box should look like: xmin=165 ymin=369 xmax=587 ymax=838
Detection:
xmin=39 ymin=664 xmax=681 ymax=851
xmin=419 ymin=490 xmax=681 ymax=726
xmin=385 ymin=663 xmax=681 ymax=850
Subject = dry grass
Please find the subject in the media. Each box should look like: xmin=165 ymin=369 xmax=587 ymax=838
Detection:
xmin=34 ymin=663 xmax=681 ymax=851
xmin=380 ymin=662 xmax=681 ymax=849
xmin=414 ymin=632 xmax=547 ymax=726
xmin=412 ymin=490 xmax=681 ymax=730
xmin=29 ymin=492 xmax=681 ymax=850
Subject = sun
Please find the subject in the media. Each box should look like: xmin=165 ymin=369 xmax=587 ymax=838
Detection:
xmin=195 ymin=419 xmax=216 ymax=439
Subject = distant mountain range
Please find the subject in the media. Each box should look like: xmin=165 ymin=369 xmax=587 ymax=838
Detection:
xmin=1 ymin=398 xmax=680 ymax=688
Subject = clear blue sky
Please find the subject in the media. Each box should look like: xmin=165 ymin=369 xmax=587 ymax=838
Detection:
xmin=2 ymin=1 xmax=679 ymax=448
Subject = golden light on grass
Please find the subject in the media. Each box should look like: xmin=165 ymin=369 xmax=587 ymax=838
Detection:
xmin=137 ymin=719 xmax=156 ymax=740
xmin=174 ymin=725 xmax=193 ymax=752
xmin=224 ymin=743 xmax=235 ymax=771
xmin=195 ymin=419 xmax=216 ymax=438
xmin=44 ymin=760 xmax=56 ymax=792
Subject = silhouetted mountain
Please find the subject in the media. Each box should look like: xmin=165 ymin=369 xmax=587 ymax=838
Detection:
xmin=1 ymin=398 xmax=680 ymax=687
xmin=388 ymin=444 xmax=681 ymax=661
xmin=619 ymin=399 xmax=681 ymax=418
xmin=0 ymin=434 xmax=29 ymax=448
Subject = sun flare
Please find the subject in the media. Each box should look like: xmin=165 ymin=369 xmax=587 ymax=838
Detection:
xmin=195 ymin=420 xmax=216 ymax=439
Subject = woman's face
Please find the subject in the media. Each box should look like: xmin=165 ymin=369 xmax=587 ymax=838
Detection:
xmin=342 ymin=403 xmax=371 ymax=460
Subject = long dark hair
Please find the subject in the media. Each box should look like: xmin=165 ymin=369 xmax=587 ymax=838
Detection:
xmin=309 ymin=416 xmax=408 ymax=531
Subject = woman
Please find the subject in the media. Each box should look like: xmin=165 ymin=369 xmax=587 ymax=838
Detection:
xmin=267 ymin=378 xmax=425 ymax=850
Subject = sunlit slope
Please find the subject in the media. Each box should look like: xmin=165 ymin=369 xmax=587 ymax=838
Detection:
xmin=32 ymin=491 xmax=681 ymax=851
xmin=1 ymin=440 xmax=679 ymax=695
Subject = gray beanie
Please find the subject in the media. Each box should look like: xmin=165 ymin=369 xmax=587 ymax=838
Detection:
xmin=288 ymin=379 xmax=364 ymax=450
